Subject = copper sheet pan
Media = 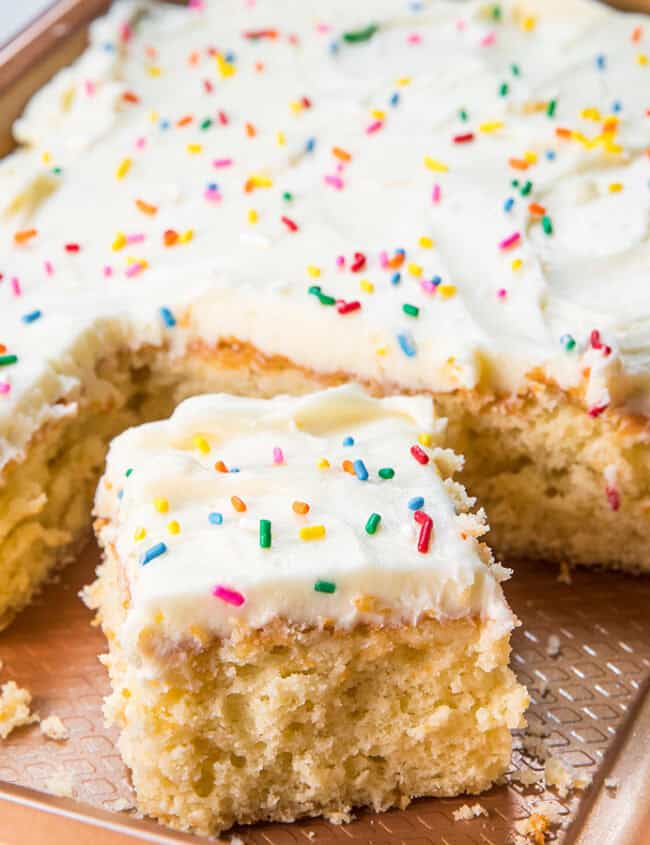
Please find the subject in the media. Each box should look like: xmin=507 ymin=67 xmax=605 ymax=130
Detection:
xmin=2 ymin=1 xmax=650 ymax=842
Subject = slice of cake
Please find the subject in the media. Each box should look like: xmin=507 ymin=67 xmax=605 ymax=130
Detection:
xmin=87 ymin=385 xmax=528 ymax=835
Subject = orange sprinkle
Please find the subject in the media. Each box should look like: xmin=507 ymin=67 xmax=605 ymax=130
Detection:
xmin=332 ymin=146 xmax=351 ymax=162
xmin=342 ymin=459 xmax=355 ymax=475
xmin=231 ymin=496 xmax=246 ymax=513
xmin=163 ymin=229 xmax=179 ymax=247
xmin=14 ymin=228 xmax=37 ymax=245
xmin=135 ymin=199 xmax=158 ymax=216
xmin=528 ymin=202 xmax=546 ymax=216
xmin=508 ymin=158 xmax=529 ymax=171
xmin=0 ymin=344 xmax=6 ymax=354
xmin=387 ymin=253 xmax=405 ymax=269
xmin=254 ymin=61 xmax=265 ymax=72
xmin=122 ymin=91 xmax=140 ymax=104
xmin=631 ymin=25 xmax=643 ymax=43
xmin=292 ymin=500 xmax=310 ymax=515
xmin=555 ymin=127 xmax=572 ymax=139
xmin=188 ymin=50 xmax=200 ymax=65
xmin=245 ymin=122 xmax=256 ymax=138
xmin=177 ymin=115 xmax=193 ymax=127
xmin=214 ymin=460 xmax=228 ymax=473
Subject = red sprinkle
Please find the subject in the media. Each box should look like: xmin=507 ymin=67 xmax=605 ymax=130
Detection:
xmin=606 ymin=485 xmax=621 ymax=511
xmin=218 ymin=110 xmax=229 ymax=125
xmin=203 ymin=79 xmax=214 ymax=93
xmin=243 ymin=29 xmax=278 ymax=40
xmin=414 ymin=510 xmax=433 ymax=553
xmin=65 ymin=243 xmax=80 ymax=253
xmin=588 ymin=403 xmax=608 ymax=418
xmin=453 ymin=132 xmax=475 ymax=144
xmin=281 ymin=215 xmax=299 ymax=232
xmin=336 ymin=300 xmax=361 ymax=315
xmin=350 ymin=252 xmax=366 ymax=273
xmin=410 ymin=445 xmax=429 ymax=465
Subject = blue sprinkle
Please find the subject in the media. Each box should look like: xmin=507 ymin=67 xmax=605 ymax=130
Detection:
xmin=353 ymin=459 xmax=369 ymax=481
xmin=21 ymin=310 xmax=42 ymax=324
xmin=343 ymin=436 xmax=355 ymax=446
xmin=209 ymin=512 xmax=223 ymax=525
xmin=229 ymin=467 xmax=240 ymax=473
xmin=102 ymin=42 xmax=115 ymax=52
xmin=612 ymin=100 xmax=622 ymax=113
xmin=389 ymin=92 xmax=400 ymax=107
xmin=397 ymin=332 xmax=417 ymax=358
xmin=160 ymin=307 xmax=176 ymax=328
xmin=391 ymin=272 xmax=401 ymax=286
xmin=408 ymin=496 xmax=425 ymax=510
xmin=159 ymin=118 xmax=171 ymax=130
xmin=409 ymin=1 xmax=423 ymax=10
xmin=432 ymin=275 xmax=442 ymax=286
xmin=207 ymin=182 xmax=219 ymax=191
xmin=545 ymin=150 xmax=556 ymax=161
xmin=117 ymin=489 xmax=124 ymax=500
xmin=305 ymin=137 xmax=316 ymax=153
xmin=141 ymin=542 xmax=167 ymax=566
xmin=225 ymin=51 xmax=236 ymax=63
xmin=596 ymin=54 xmax=606 ymax=70
xmin=504 ymin=197 xmax=515 ymax=213
xmin=396 ymin=248 xmax=406 ymax=256
xmin=329 ymin=40 xmax=340 ymax=55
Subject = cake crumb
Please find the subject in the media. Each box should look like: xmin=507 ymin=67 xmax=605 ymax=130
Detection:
xmin=510 ymin=766 xmax=543 ymax=787
xmin=605 ymin=777 xmax=620 ymax=792
xmin=545 ymin=756 xmax=591 ymax=797
xmin=0 ymin=681 xmax=39 ymax=739
xmin=546 ymin=635 xmax=561 ymax=657
xmin=515 ymin=802 xmax=562 ymax=844
xmin=106 ymin=796 xmax=135 ymax=812
xmin=452 ymin=803 xmax=488 ymax=821
xmin=44 ymin=771 xmax=74 ymax=798
xmin=40 ymin=715 xmax=69 ymax=741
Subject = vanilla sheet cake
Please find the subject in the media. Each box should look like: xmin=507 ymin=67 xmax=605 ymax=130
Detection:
xmin=1 ymin=0 xmax=650 ymax=629
xmin=87 ymin=386 xmax=528 ymax=834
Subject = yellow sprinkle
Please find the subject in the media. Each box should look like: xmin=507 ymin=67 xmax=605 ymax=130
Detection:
xmin=180 ymin=229 xmax=194 ymax=243
xmin=437 ymin=284 xmax=457 ymax=298
xmin=418 ymin=433 xmax=433 ymax=447
xmin=609 ymin=182 xmax=623 ymax=193
xmin=153 ymin=611 xmax=164 ymax=624
xmin=407 ymin=262 xmax=423 ymax=277
xmin=479 ymin=121 xmax=504 ymax=133
xmin=112 ymin=231 xmax=127 ymax=252
xmin=116 ymin=157 xmax=132 ymax=180
xmin=146 ymin=65 xmax=161 ymax=77
xmin=307 ymin=265 xmax=321 ymax=278
xmin=187 ymin=143 xmax=203 ymax=154
xmin=217 ymin=54 xmax=236 ymax=78
xmin=148 ymin=110 xmax=159 ymax=123
xmin=360 ymin=279 xmax=374 ymax=293
xmin=418 ymin=236 xmax=434 ymax=249
xmin=376 ymin=346 xmax=388 ymax=356
xmin=122 ymin=689 xmax=131 ymax=698
xmin=289 ymin=100 xmax=303 ymax=114
xmin=134 ymin=527 xmax=146 ymax=542
xmin=521 ymin=15 xmax=536 ymax=32
xmin=126 ymin=256 xmax=148 ymax=269
xmin=168 ymin=520 xmax=181 ymax=535
xmin=396 ymin=76 xmax=411 ymax=87
xmin=299 ymin=525 xmax=326 ymax=541
xmin=637 ymin=53 xmax=648 ymax=66
xmin=581 ymin=107 xmax=602 ymax=121
xmin=511 ymin=258 xmax=523 ymax=271
xmin=248 ymin=208 xmax=259 ymax=224
xmin=41 ymin=151 xmax=52 ymax=164
xmin=154 ymin=497 xmax=169 ymax=513
xmin=317 ymin=458 xmax=330 ymax=469
xmin=276 ymin=131 xmax=286 ymax=146
xmin=193 ymin=435 xmax=210 ymax=454
xmin=424 ymin=155 xmax=448 ymax=173
xmin=523 ymin=151 xmax=538 ymax=164
xmin=371 ymin=109 xmax=386 ymax=121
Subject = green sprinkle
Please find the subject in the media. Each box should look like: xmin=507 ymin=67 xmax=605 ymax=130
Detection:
xmin=499 ymin=82 xmax=509 ymax=97
xmin=318 ymin=293 xmax=336 ymax=306
xmin=259 ymin=519 xmax=271 ymax=549
xmin=125 ymin=468 xmax=133 ymax=478
xmin=510 ymin=63 xmax=520 ymax=77
xmin=52 ymin=167 xmax=62 ymax=175
xmin=365 ymin=513 xmax=381 ymax=535
xmin=459 ymin=108 xmax=469 ymax=122
xmin=491 ymin=5 xmax=502 ymax=21
xmin=378 ymin=467 xmax=395 ymax=479
xmin=0 ymin=354 xmax=18 ymax=367
xmin=402 ymin=303 xmax=419 ymax=318
xmin=511 ymin=179 xmax=519 ymax=188
xmin=542 ymin=215 xmax=553 ymax=235
xmin=342 ymin=23 xmax=378 ymax=44
xmin=308 ymin=285 xmax=322 ymax=296
xmin=520 ymin=180 xmax=533 ymax=197
xmin=547 ymin=99 xmax=557 ymax=117
xmin=282 ymin=191 xmax=293 ymax=201
xmin=561 ymin=334 xmax=576 ymax=351
xmin=200 ymin=118 xmax=213 ymax=130
xmin=314 ymin=580 xmax=336 ymax=594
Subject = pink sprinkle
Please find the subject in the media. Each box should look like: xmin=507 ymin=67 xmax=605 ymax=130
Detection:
xmin=324 ymin=174 xmax=344 ymax=190
xmin=44 ymin=260 xmax=54 ymax=276
xmin=606 ymin=485 xmax=621 ymax=511
xmin=336 ymin=255 xmax=345 ymax=268
xmin=126 ymin=233 xmax=145 ymax=245
xmin=11 ymin=277 xmax=21 ymax=296
xmin=119 ymin=22 xmax=132 ymax=43
xmin=125 ymin=262 xmax=145 ymax=278
xmin=204 ymin=189 xmax=222 ymax=202
xmin=0 ymin=383 xmax=10 ymax=395
xmin=407 ymin=33 xmax=422 ymax=45
xmin=84 ymin=80 xmax=95 ymax=96
xmin=212 ymin=584 xmax=245 ymax=606
xmin=273 ymin=447 xmax=284 ymax=464
xmin=365 ymin=120 xmax=383 ymax=135
xmin=316 ymin=23 xmax=331 ymax=33
xmin=481 ymin=32 xmax=496 ymax=47
xmin=213 ymin=158 xmax=233 ymax=168
xmin=104 ymin=265 xmax=113 ymax=277
xmin=432 ymin=184 xmax=442 ymax=204
xmin=420 ymin=279 xmax=437 ymax=294
xmin=497 ymin=288 xmax=507 ymax=299
xmin=135 ymin=137 xmax=146 ymax=150
xmin=456 ymin=18 xmax=467 ymax=32
xmin=379 ymin=251 xmax=388 ymax=268
xmin=189 ymin=0 xmax=204 ymax=7
xmin=499 ymin=232 xmax=521 ymax=251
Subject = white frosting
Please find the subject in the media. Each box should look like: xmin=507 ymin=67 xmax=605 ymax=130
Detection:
xmin=1 ymin=0 xmax=650 ymax=473
xmin=95 ymin=386 xmax=515 ymax=650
